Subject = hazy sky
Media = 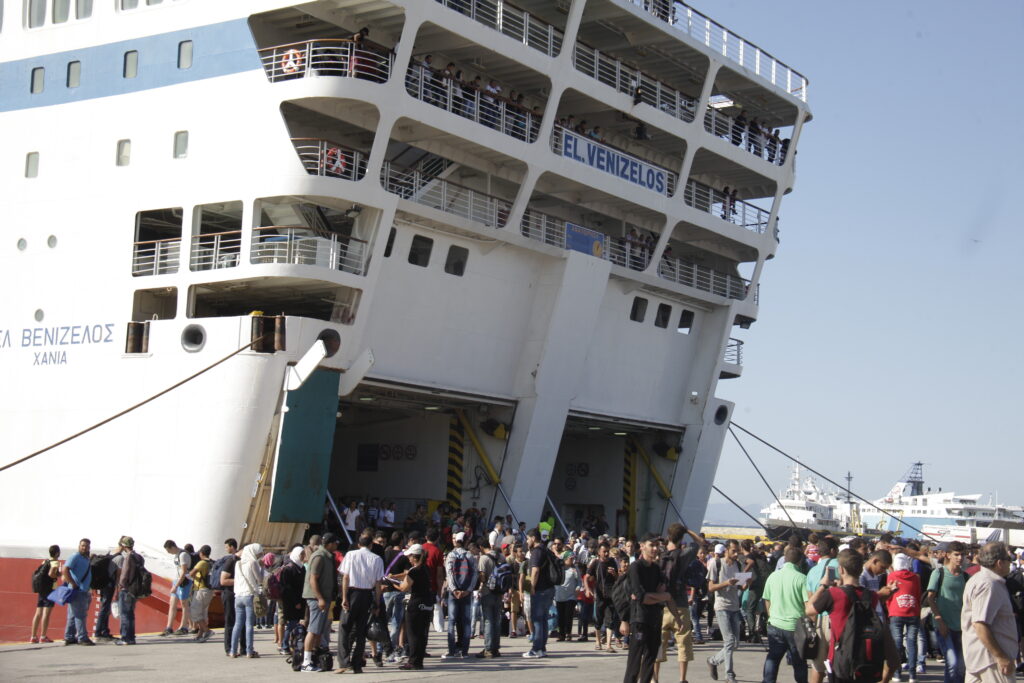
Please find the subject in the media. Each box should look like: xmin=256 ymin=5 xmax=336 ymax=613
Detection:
xmin=705 ymin=1 xmax=1024 ymax=516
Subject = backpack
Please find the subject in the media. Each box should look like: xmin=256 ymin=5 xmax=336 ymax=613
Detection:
xmin=209 ymin=555 xmax=231 ymax=590
xmin=684 ymin=559 xmax=706 ymax=590
xmin=752 ymin=554 xmax=772 ymax=592
xmin=611 ymin=573 xmax=632 ymax=621
xmin=127 ymin=556 xmax=152 ymax=598
xmin=315 ymin=646 xmax=334 ymax=672
xmin=31 ymin=560 xmax=51 ymax=593
xmin=90 ymin=554 xmax=114 ymax=590
xmin=486 ymin=553 xmax=515 ymax=593
xmin=831 ymin=586 xmax=886 ymax=682
xmin=450 ymin=550 xmax=474 ymax=592
xmin=287 ymin=622 xmax=308 ymax=671
xmin=266 ymin=566 xmax=285 ymax=600
xmin=546 ymin=550 xmax=566 ymax=587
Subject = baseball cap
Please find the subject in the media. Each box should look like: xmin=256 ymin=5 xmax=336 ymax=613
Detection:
xmin=119 ymin=536 xmax=135 ymax=548
xmin=405 ymin=544 xmax=424 ymax=556
xmin=713 ymin=543 xmax=726 ymax=555
xmin=453 ymin=532 xmax=466 ymax=543
xmin=321 ymin=532 xmax=341 ymax=546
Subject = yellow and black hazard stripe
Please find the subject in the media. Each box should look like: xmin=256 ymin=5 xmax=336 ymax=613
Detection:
xmin=623 ymin=439 xmax=638 ymax=537
xmin=447 ymin=415 xmax=464 ymax=508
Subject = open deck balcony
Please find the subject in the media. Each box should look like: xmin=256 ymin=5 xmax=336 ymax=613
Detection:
xmin=292 ymin=138 xmax=369 ymax=182
xmin=250 ymin=227 xmax=370 ymax=275
xmin=258 ymin=39 xmax=392 ymax=83
xmin=132 ymin=238 xmax=180 ymax=276
xmin=435 ymin=0 xmax=564 ymax=58
xmin=620 ymin=0 xmax=808 ymax=102
xmin=682 ymin=179 xmax=771 ymax=235
xmin=381 ymin=162 xmax=511 ymax=229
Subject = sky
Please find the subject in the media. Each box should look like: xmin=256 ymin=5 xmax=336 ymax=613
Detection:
xmin=699 ymin=1 xmax=1024 ymax=521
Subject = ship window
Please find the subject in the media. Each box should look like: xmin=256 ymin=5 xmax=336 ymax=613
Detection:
xmin=76 ymin=0 xmax=91 ymax=18
xmin=52 ymin=0 xmax=69 ymax=23
xmin=146 ymin=0 xmax=162 ymax=4
xmin=678 ymin=308 xmax=694 ymax=334
xmin=30 ymin=66 xmax=44 ymax=93
xmin=384 ymin=227 xmax=396 ymax=257
xmin=408 ymin=235 xmax=432 ymax=267
xmin=177 ymin=40 xmax=193 ymax=69
xmin=119 ymin=0 xmax=138 ymax=8
xmin=28 ymin=0 xmax=45 ymax=27
xmin=654 ymin=303 xmax=671 ymax=328
xmin=123 ymin=50 xmax=138 ymax=78
xmin=629 ymin=296 xmax=648 ymax=323
xmin=25 ymin=152 xmax=39 ymax=178
xmin=116 ymin=139 xmax=131 ymax=166
xmin=66 ymin=60 xmax=81 ymax=87
xmin=173 ymin=131 xmax=188 ymax=158
xmin=444 ymin=245 xmax=468 ymax=276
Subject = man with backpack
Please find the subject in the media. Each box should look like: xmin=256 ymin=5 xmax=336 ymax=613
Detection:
xmin=90 ymin=548 xmax=117 ymax=641
xmin=161 ymin=539 xmax=193 ymax=636
xmin=443 ymin=531 xmax=478 ymax=659
xmin=112 ymin=536 xmax=145 ymax=645
xmin=216 ymin=538 xmax=244 ymax=656
xmin=707 ymin=540 xmax=751 ymax=683
xmin=524 ymin=527 xmax=558 ymax=659
xmin=623 ymin=532 xmax=677 ymax=683
xmin=807 ymin=537 xmax=841 ymax=683
xmin=475 ymin=537 xmax=509 ymax=658
xmin=806 ymin=549 xmax=898 ymax=683
xmin=928 ymin=541 xmax=968 ymax=683
xmin=741 ymin=539 xmax=770 ymax=643
xmin=655 ymin=522 xmax=703 ymax=683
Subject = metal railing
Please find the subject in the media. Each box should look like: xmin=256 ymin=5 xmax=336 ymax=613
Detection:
xmin=381 ymin=162 xmax=511 ymax=229
xmin=131 ymin=238 xmax=180 ymax=276
xmin=724 ymin=337 xmax=744 ymax=365
xmin=573 ymin=42 xmax=697 ymax=124
xmin=622 ymin=0 xmax=808 ymax=102
xmin=657 ymin=256 xmax=750 ymax=300
xmin=257 ymin=39 xmax=392 ymax=83
xmin=251 ymin=226 xmax=370 ymax=275
xmin=436 ymin=0 xmax=563 ymax=58
xmin=405 ymin=65 xmax=540 ymax=142
xmin=191 ymin=231 xmax=242 ymax=271
xmin=703 ymin=108 xmax=787 ymax=165
xmin=292 ymin=138 xmax=368 ymax=181
xmin=606 ymin=239 xmax=653 ymax=271
xmin=682 ymin=179 xmax=770 ymax=234
xmin=550 ymin=126 xmax=678 ymax=197
xmin=519 ymin=209 xmax=567 ymax=247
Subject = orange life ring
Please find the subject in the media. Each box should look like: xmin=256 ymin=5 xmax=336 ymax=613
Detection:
xmin=325 ymin=147 xmax=347 ymax=175
xmin=281 ymin=48 xmax=305 ymax=74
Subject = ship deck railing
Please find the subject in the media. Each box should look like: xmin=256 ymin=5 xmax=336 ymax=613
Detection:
xmin=132 ymin=237 xmax=180 ymax=276
xmin=436 ymin=0 xmax=564 ymax=58
xmin=257 ymin=39 xmax=392 ymax=83
xmin=573 ymin=42 xmax=697 ymax=124
xmin=520 ymin=209 xmax=753 ymax=301
xmin=405 ymin=65 xmax=540 ymax=143
xmin=550 ymin=125 xmax=678 ymax=197
xmin=657 ymin=255 xmax=753 ymax=301
xmin=704 ymin=106 xmax=787 ymax=166
xmin=381 ymin=162 xmax=511 ymax=229
xmin=292 ymin=138 xmax=369 ymax=182
xmin=251 ymin=226 xmax=370 ymax=275
xmin=191 ymin=231 xmax=242 ymax=271
xmin=622 ymin=0 xmax=808 ymax=102
xmin=724 ymin=337 xmax=744 ymax=364
xmin=682 ymin=179 xmax=771 ymax=234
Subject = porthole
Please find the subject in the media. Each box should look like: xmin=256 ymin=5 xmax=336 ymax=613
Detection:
xmin=47 ymin=235 xmax=58 ymax=248
xmin=17 ymin=239 xmax=28 ymax=251
xmin=181 ymin=324 xmax=205 ymax=352
xmin=318 ymin=329 xmax=341 ymax=358
xmin=713 ymin=405 xmax=729 ymax=425
xmin=34 ymin=309 xmax=45 ymax=322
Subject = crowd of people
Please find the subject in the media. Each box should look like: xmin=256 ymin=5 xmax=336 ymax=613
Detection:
xmin=26 ymin=517 xmax=1024 ymax=683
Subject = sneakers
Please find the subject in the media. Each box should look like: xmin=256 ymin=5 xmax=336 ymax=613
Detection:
xmin=707 ymin=657 xmax=719 ymax=681
xmin=114 ymin=639 xmax=134 ymax=646
xmin=726 ymin=675 xmax=738 ymax=683
xmin=64 ymin=640 xmax=77 ymax=646
xmin=174 ymin=627 xmax=189 ymax=635
xmin=522 ymin=650 xmax=542 ymax=658
xmin=908 ymin=677 xmax=918 ymax=683
xmin=916 ymin=665 xmax=927 ymax=675
xmin=441 ymin=651 xmax=463 ymax=660
xmin=476 ymin=650 xmax=497 ymax=658
xmin=29 ymin=636 xmax=39 ymax=643
xmin=300 ymin=664 xmax=322 ymax=672
xmin=159 ymin=628 xmax=173 ymax=636
xmin=79 ymin=639 xmax=96 ymax=646
xmin=40 ymin=636 xmax=53 ymax=643
xmin=893 ymin=676 xmax=901 ymax=683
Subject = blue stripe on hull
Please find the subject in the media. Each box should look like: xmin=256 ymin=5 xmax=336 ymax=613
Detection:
xmin=0 ymin=19 xmax=260 ymax=113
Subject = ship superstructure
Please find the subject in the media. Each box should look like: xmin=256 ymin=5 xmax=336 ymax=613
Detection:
xmin=760 ymin=466 xmax=858 ymax=536
xmin=0 ymin=0 xmax=810 ymax=640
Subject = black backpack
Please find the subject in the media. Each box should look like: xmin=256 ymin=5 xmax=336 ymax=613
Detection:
xmin=31 ymin=560 xmax=52 ymax=593
xmin=752 ymin=554 xmax=772 ymax=592
xmin=315 ymin=647 xmax=333 ymax=672
xmin=126 ymin=555 xmax=152 ymax=598
xmin=611 ymin=573 xmax=632 ymax=621
xmin=90 ymin=554 xmax=114 ymax=590
xmin=832 ymin=586 xmax=886 ymax=682
xmin=546 ymin=550 xmax=566 ymax=586
xmin=287 ymin=622 xmax=308 ymax=671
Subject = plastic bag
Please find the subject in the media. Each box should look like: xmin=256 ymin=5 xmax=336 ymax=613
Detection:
xmin=112 ymin=598 xmax=121 ymax=620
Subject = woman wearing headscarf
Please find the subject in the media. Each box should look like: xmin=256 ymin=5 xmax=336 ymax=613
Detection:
xmin=279 ymin=545 xmax=307 ymax=656
xmin=231 ymin=542 xmax=264 ymax=658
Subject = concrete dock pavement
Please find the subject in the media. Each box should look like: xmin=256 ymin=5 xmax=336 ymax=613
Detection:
xmin=0 ymin=628 xmax=942 ymax=682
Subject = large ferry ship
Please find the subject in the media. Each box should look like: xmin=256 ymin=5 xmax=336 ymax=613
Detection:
xmin=759 ymin=466 xmax=860 ymax=538
xmin=0 ymin=0 xmax=810 ymax=640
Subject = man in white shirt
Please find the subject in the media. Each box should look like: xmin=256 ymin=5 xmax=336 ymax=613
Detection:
xmin=337 ymin=534 xmax=384 ymax=673
xmin=342 ymin=501 xmax=361 ymax=551
xmin=488 ymin=519 xmax=505 ymax=550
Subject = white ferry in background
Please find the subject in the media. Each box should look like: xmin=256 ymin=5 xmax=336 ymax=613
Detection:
xmin=0 ymin=0 xmax=811 ymax=641
xmin=760 ymin=466 xmax=859 ymax=537
xmin=862 ymin=462 xmax=1024 ymax=536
